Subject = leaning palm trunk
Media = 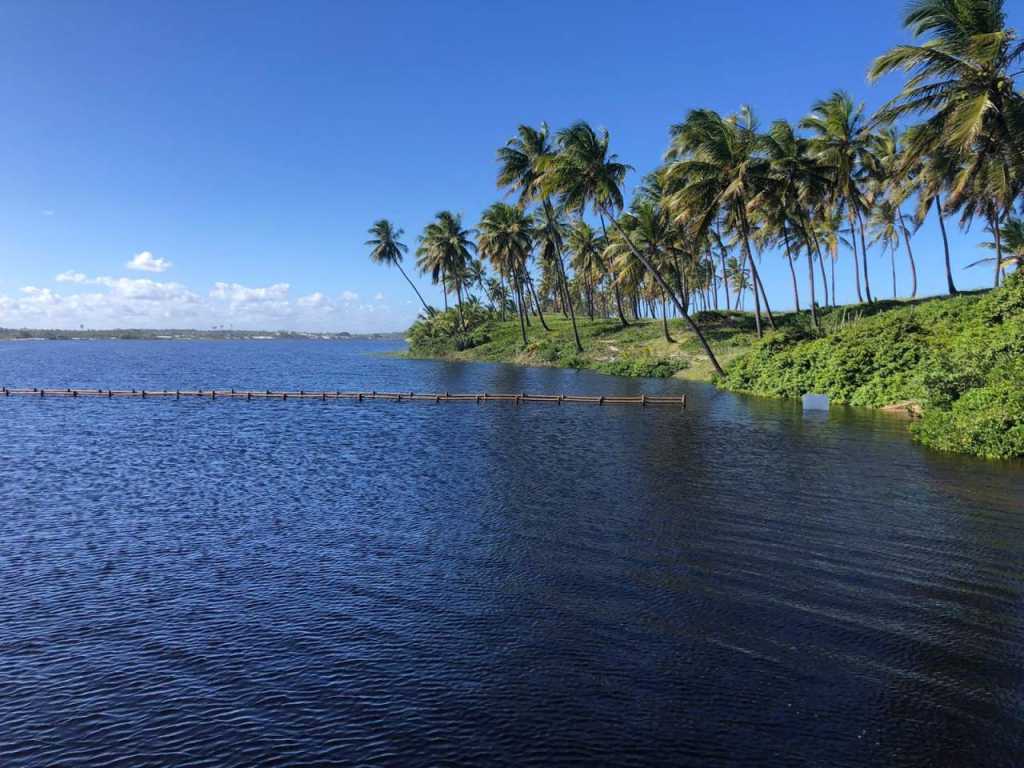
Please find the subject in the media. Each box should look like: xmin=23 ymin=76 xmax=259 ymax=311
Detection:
xmin=441 ymin=268 xmax=449 ymax=312
xmin=513 ymin=275 xmax=528 ymax=345
xmin=397 ymin=262 xmax=431 ymax=314
xmin=525 ymin=273 xmax=551 ymax=331
xmin=604 ymin=209 xmax=724 ymax=376
xmin=897 ymin=212 xmax=917 ymax=298
xmin=934 ymin=198 xmax=957 ymax=295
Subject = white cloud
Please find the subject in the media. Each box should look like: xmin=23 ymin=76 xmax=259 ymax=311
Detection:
xmin=374 ymin=292 xmax=385 ymax=301
xmin=297 ymin=291 xmax=328 ymax=308
xmin=340 ymin=290 xmax=359 ymax=302
xmin=56 ymin=271 xmax=88 ymax=284
xmin=210 ymin=282 xmax=290 ymax=303
xmin=41 ymin=209 xmax=55 ymax=217
xmin=126 ymin=251 xmax=172 ymax=273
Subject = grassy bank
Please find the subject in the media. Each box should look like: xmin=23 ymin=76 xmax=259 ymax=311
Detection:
xmin=404 ymin=303 xmax=762 ymax=381
xmin=407 ymin=274 xmax=1024 ymax=459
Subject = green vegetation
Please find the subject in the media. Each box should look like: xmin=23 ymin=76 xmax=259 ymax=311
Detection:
xmin=375 ymin=1 xmax=1024 ymax=460
xmin=723 ymin=272 xmax=1024 ymax=460
xmin=406 ymin=304 xmax=759 ymax=380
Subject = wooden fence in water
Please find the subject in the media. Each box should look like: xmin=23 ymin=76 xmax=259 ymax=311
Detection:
xmin=1 ymin=387 xmax=686 ymax=408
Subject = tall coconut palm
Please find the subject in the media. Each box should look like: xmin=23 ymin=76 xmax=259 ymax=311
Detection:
xmin=366 ymin=219 xmax=432 ymax=314
xmin=498 ymin=123 xmax=582 ymax=351
xmin=802 ymin=91 xmax=879 ymax=303
xmin=665 ymin=107 xmax=776 ymax=338
xmin=546 ymin=121 xmax=725 ymax=374
xmin=477 ymin=202 xmax=534 ymax=346
xmin=870 ymin=0 xmax=1024 ymax=286
xmin=417 ymin=211 xmax=475 ymax=330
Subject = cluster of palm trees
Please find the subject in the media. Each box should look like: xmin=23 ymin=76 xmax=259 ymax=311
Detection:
xmin=368 ymin=0 xmax=1023 ymax=374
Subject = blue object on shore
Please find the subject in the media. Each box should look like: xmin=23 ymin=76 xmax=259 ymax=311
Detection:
xmin=802 ymin=393 xmax=830 ymax=411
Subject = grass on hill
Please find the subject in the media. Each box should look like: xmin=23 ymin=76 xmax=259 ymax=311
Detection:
xmin=405 ymin=304 xmax=763 ymax=380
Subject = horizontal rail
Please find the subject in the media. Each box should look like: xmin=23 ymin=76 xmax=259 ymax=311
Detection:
xmin=0 ymin=387 xmax=686 ymax=408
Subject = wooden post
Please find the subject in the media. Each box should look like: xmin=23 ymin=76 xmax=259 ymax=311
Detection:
xmin=599 ymin=396 xmax=604 ymax=405
xmin=641 ymin=394 xmax=647 ymax=407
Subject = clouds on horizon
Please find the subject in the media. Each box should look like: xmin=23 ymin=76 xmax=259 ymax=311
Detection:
xmin=126 ymin=251 xmax=172 ymax=273
xmin=0 ymin=271 xmax=403 ymax=332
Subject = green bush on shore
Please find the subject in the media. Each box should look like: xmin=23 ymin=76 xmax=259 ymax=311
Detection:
xmin=720 ymin=272 xmax=1024 ymax=460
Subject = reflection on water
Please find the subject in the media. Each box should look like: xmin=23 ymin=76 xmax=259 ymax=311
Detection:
xmin=0 ymin=340 xmax=1022 ymax=767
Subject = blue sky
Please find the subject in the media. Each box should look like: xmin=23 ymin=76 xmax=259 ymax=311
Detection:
xmin=0 ymin=0 xmax=1011 ymax=331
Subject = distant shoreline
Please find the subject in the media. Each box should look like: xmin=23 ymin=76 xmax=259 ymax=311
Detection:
xmin=0 ymin=329 xmax=407 ymax=342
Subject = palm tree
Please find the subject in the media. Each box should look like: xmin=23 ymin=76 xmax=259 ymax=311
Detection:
xmin=417 ymin=211 xmax=475 ymax=329
xmin=971 ymin=216 xmax=1024 ymax=272
xmin=870 ymin=0 xmax=1024 ymax=286
xmin=724 ymin=257 xmax=751 ymax=310
xmin=802 ymin=91 xmax=879 ymax=303
xmin=869 ymin=200 xmax=903 ymax=299
xmin=753 ymin=120 xmax=832 ymax=326
xmin=498 ymin=123 xmax=582 ymax=351
xmin=665 ymin=107 xmax=776 ymax=338
xmin=546 ymin=121 xmax=725 ymax=374
xmin=366 ymin=219 xmax=432 ymax=314
xmin=872 ymin=128 xmax=918 ymax=298
xmin=567 ymin=220 xmax=605 ymax=320
xmin=477 ymin=202 xmax=534 ymax=345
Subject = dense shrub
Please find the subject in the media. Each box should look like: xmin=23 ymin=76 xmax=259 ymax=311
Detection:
xmin=719 ymin=272 xmax=1024 ymax=459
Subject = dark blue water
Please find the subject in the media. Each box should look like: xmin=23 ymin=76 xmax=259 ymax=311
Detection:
xmin=1 ymin=340 xmax=1022 ymax=767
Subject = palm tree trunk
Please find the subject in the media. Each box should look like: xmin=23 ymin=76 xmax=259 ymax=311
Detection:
xmin=441 ymin=268 xmax=449 ymax=312
xmin=605 ymin=208 xmax=724 ymax=376
xmin=737 ymin=206 xmax=775 ymax=331
xmin=396 ymin=262 xmax=431 ymax=314
xmin=454 ymin=281 xmax=466 ymax=331
xmin=856 ymin=209 xmax=874 ymax=303
xmin=796 ymin=214 xmax=819 ymax=328
xmin=661 ymin=294 xmax=674 ymax=342
xmin=782 ymin=225 xmax=800 ymax=312
xmin=597 ymin=212 xmax=630 ymax=327
xmin=556 ymin=249 xmax=583 ymax=352
xmin=738 ymin=241 xmax=763 ymax=338
xmin=934 ymin=197 xmax=957 ymax=295
xmin=514 ymin=276 xmax=528 ymax=345
xmin=890 ymin=247 xmax=897 ymax=299
xmin=848 ymin=211 xmax=864 ymax=303
xmin=719 ymin=249 xmax=730 ymax=310
xmin=992 ymin=210 xmax=1004 ymax=288
xmin=898 ymin=212 xmax=917 ymax=299
xmin=525 ymin=274 xmax=551 ymax=331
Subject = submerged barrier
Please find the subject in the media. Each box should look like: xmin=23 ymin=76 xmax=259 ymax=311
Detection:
xmin=1 ymin=387 xmax=686 ymax=408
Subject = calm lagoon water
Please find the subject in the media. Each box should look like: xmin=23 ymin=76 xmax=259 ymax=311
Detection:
xmin=1 ymin=339 xmax=1022 ymax=767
